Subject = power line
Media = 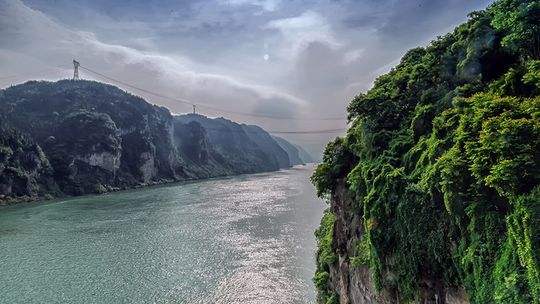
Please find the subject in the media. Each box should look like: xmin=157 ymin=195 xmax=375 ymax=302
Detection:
xmin=77 ymin=64 xmax=346 ymax=121
xmin=1 ymin=63 xmax=347 ymax=135
xmin=267 ymin=128 xmax=345 ymax=134
xmin=176 ymin=122 xmax=346 ymax=135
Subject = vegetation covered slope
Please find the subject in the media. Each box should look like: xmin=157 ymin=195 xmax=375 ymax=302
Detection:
xmin=312 ymin=0 xmax=540 ymax=303
xmin=0 ymin=80 xmax=306 ymax=203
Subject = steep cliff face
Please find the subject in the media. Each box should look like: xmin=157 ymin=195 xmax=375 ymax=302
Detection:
xmin=0 ymin=80 xmax=184 ymax=194
xmin=172 ymin=118 xmax=233 ymax=178
xmin=272 ymin=136 xmax=304 ymax=166
xmin=176 ymin=114 xmax=288 ymax=173
xmin=0 ymin=80 xmax=307 ymax=203
xmin=243 ymin=125 xmax=291 ymax=169
xmin=0 ymin=125 xmax=57 ymax=200
xmin=312 ymin=1 xmax=539 ymax=303
xmin=322 ymin=180 xmax=469 ymax=304
xmin=295 ymin=144 xmax=315 ymax=163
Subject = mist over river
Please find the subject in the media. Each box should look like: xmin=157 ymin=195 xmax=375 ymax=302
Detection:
xmin=0 ymin=165 xmax=325 ymax=304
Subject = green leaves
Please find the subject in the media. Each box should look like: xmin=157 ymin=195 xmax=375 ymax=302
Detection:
xmin=313 ymin=210 xmax=338 ymax=302
xmin=490 ymin=0 xmax=540 ymax=59
xmin=312 ymin=0 xmax=540 ymax=302
xmin=524 ymin=60 xmax=540 ymax=91
xmin=312 ymin=137 xmax=357 ymax=198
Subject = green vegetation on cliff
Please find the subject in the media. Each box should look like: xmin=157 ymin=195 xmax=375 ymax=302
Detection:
xmin=312 ymin=0 xmax=540 ymax=302
xmin=314 ymin=210 xmax=338 ymax=304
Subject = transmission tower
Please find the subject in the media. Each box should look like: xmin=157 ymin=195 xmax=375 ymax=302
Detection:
xmin=73 ymin=60 xmax=80 ymax=80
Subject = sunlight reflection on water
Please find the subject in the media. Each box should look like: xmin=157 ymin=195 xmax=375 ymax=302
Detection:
xmin=0 ymin=166 xmax=325 ymax=304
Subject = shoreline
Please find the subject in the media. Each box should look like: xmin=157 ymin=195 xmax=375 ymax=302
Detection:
xmin=0 ymin=163 xmax=314 ymax=207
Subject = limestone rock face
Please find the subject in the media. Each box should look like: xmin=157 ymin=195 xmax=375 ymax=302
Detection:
xmin=138 ymin=151 xmax=156 ymax=183
xmin=77 ymin=151 xmax=121 ymax=173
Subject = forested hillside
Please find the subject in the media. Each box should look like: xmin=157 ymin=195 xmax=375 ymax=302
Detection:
xmin=311 ymin=0 xmax=539 ymax=303
xmin=0 ymin=80 xmax=308 ymax=203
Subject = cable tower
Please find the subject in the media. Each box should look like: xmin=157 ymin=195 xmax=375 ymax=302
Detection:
xmin=72 ymin=60 xmax=80 ymax=80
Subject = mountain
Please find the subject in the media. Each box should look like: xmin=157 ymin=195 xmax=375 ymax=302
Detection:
xmin=311 ymin=1 xmax=539 ymax=303
xmin=174 ymin=114 xmax=291 ymax=172
xmin=272 ymin=136 xmax=304 ymax=166
xmin=0 ymin=80 xmax=305 ymax=203
xmin=294 ymin=143 xmax=315 ymax=163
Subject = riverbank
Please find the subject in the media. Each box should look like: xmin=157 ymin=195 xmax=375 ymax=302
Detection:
xmin=0 ymin=164 xmax=314 ymax=206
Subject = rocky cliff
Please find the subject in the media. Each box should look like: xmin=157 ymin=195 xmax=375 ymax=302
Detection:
xmin=311 ymin=1 xmax=539 ymax=303
xmin=175 ymin=114 xmax=290 ymax=172
xmin=272 ymin=135 xmax=305 ymax=166
xmin=295 ymin=143 xmax=315 ymax=163
xmin=0 ymin=80 xmax=306 ymax=203
xmin=320 ymin=180 xmax=469 ymax=304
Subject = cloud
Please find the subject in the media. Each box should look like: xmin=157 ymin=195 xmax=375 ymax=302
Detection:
xmin=0 ymin=0 xmax=305 ymax=120
xmin=379 ymin=2 xmax=463 ymax=50
xmin=220 ymin=0 xmax=281 ymax=12
xmin=0 ymin=0 xmax=495 ymax=158
xmin=264 ymin=10 xmax=341 ymax=58
xmin=343 ymin=49 xmax=364 ymax=64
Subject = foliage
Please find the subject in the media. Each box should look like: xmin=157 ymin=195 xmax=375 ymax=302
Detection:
xmin=490 ymin=0 xmax=540 ymax=58
xmin=431 ymin=93 xmax=539 ymax=303
xmin=324 ymin=293 xmax=339 ymax=304
xmin=311 ymin=137 xmax=357 ymax=199
xmin=350 ymin=234 xmax=371 ymax=267
xmin=0 ymin=122 xmax=54 ymax=197
xmin=524 ymin=60 xmax=540 ymax=91
xmin=314 ymin=210 xmax=338 ymax=303
xmin=312 ymin=0 xmax=540 ymax=302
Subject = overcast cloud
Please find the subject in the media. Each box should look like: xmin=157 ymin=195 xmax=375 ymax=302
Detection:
xmin=0 ymin=0 xmax=493 ymax=157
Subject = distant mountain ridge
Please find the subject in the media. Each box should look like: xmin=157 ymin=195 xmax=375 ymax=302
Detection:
xmin=294 ymin=144 xmax=315 ymax=163
xmin=272 ymin=136 xmax=304 ymax=165
xmin=0 ymin=80 xmax=312 ymax=203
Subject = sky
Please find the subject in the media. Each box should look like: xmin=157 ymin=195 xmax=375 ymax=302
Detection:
xmin=0 ymin=0 xmax=493 ymax=158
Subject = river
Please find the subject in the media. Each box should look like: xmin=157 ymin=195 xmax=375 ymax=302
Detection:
xmin=0 ymin=165 xmax=325 ymax=304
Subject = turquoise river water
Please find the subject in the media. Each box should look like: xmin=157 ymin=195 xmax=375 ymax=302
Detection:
xmin=0 ymin=165 xmax=325 ymax=304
